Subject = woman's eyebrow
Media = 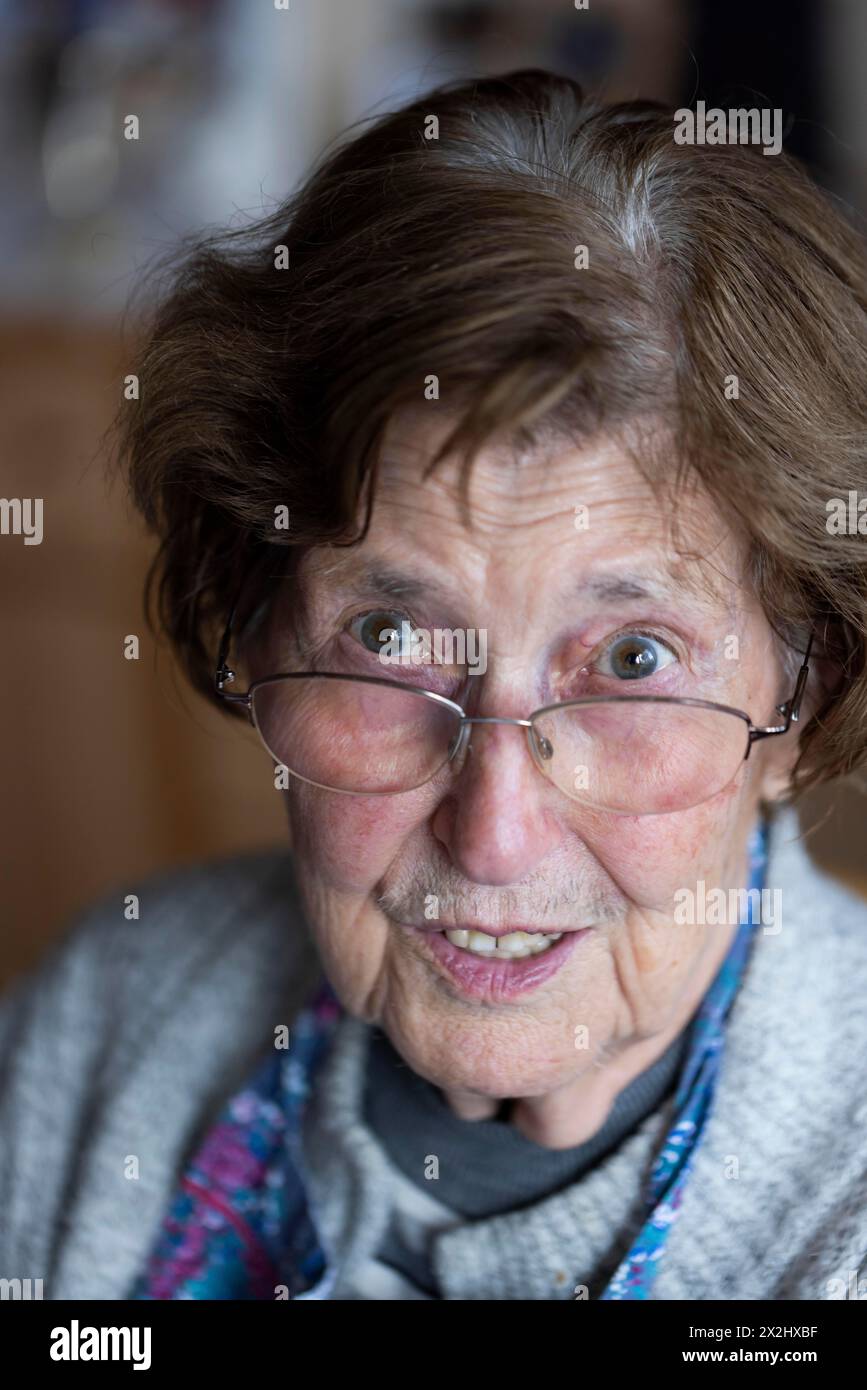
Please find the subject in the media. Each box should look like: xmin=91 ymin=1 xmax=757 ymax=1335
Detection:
xmin=321 ymin=560 xmax=722 ymax=611
xmin=327 ymin=560 xmax=451 ymax=605
xmin=573 ymin=569 xmax=723 ymax=609
xmin=579 ymin=575 xmax=658 ymax=603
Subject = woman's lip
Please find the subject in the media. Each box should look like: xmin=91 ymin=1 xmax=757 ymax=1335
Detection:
xmin=399 ymin=923 xmax=591 ymax=1002
xmin=409 ymin=923 xmax=576 ymax=938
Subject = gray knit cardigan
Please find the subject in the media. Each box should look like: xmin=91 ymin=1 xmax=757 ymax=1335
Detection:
xmin=1 ymin=805 xmax=865 ymax=1300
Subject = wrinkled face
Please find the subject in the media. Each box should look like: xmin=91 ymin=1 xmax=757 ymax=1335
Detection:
xmin=251 ymin=411 xmax=796 ymax=1101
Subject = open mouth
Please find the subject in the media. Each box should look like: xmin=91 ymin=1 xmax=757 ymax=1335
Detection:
xmin=399 ymin=923 xmax=591 ymax=1001
xmin=441 ymin=928 xmax=563 ymax=959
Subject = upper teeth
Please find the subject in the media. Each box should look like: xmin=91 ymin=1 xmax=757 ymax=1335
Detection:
xmin=444 ymin=929 xmax=563 ymax=959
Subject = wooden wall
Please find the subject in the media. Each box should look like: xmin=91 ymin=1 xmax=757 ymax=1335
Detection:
xmin=0 ymin=319 xmax=285 ymax=988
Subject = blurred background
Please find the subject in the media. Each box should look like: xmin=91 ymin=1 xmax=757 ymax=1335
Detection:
xmin=1 ymin=0 xmax=865 ymax=987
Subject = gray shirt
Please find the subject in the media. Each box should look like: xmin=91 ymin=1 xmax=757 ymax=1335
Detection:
xmin=362 ymin=1021 xmax=690 ymax=1295
xmin=364 ymin=1022 xmax=690 ymax=1219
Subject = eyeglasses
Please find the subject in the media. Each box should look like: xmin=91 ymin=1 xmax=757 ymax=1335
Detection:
xmin=215 ymin=610 xmax=813 ymax=816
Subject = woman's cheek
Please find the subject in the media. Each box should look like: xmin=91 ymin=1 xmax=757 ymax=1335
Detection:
xmin=580 ymin=795 xmax=745 ymax=912
xmin=284 ymin=784 xmax=433 ymax=892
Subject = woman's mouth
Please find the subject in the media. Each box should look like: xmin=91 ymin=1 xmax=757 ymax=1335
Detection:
xmin=442 ymin=927 xmax=563 ymax=958
xmin=399 ymin=923 xmax=591 ymax=1002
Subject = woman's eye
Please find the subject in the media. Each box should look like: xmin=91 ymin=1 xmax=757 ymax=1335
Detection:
xmin=348 ymin=609 xmax=412 ymax=658
xmin=596 ymin=633 xmax=677 ymax=681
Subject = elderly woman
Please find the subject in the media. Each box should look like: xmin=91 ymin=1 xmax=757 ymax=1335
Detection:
xmin=2 ymin=70 xmax=866 ymax=1304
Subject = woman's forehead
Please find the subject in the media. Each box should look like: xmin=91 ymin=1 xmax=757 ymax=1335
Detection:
xmin=298 ymin=486 xmax=746 ymax=630
xmin=341 ymin=432 xmax=743 ymax=598
xmin=374 ymin=410 xmax=708 ymax=530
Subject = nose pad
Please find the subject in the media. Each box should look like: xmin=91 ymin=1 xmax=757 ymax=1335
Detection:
xmin=447 ymin=720 xmax=554 ymax=782
xmin=528 ymin=725 xmax=554 ymax=762
xmin=447 ymin=722 xmax=472 ymax=769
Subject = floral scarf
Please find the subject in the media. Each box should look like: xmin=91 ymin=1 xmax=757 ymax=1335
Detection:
xmin=134 ymin=822 xmax=768 ymax=1301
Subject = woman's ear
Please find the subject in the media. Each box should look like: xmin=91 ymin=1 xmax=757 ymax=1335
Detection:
xmin=756 ymin=741 xmax=800 ymax=806
xmin=755 ymin=636 xmax=836 ymax=805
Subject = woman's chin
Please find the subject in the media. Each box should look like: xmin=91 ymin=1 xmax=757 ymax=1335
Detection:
xmin=382 ymin=1025 xmax=588 ymax=1104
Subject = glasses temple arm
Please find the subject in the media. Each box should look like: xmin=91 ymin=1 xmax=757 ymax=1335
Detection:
xmin=749 ymin=630 xmax=814 ymax=742
xmin=215 ymin=582 xmax=247 ymax=693
xmin=786 ymin=630 xmax=814 ymax=724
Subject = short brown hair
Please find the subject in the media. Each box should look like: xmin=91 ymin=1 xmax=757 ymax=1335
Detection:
xmin=116 ymin=68 xmax=867 ymax=797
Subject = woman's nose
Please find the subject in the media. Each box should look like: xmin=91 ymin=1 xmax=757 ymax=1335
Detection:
xmin=431 ymin=718 xmax=564 ymax=886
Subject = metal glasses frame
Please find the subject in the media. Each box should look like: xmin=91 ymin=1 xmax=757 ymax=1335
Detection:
xmin=214 ymin=599 xmax=813 ymax=798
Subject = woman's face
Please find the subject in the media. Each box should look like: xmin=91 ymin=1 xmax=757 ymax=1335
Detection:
xmin=255 ymin=411 xmax=797 ymax=1109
